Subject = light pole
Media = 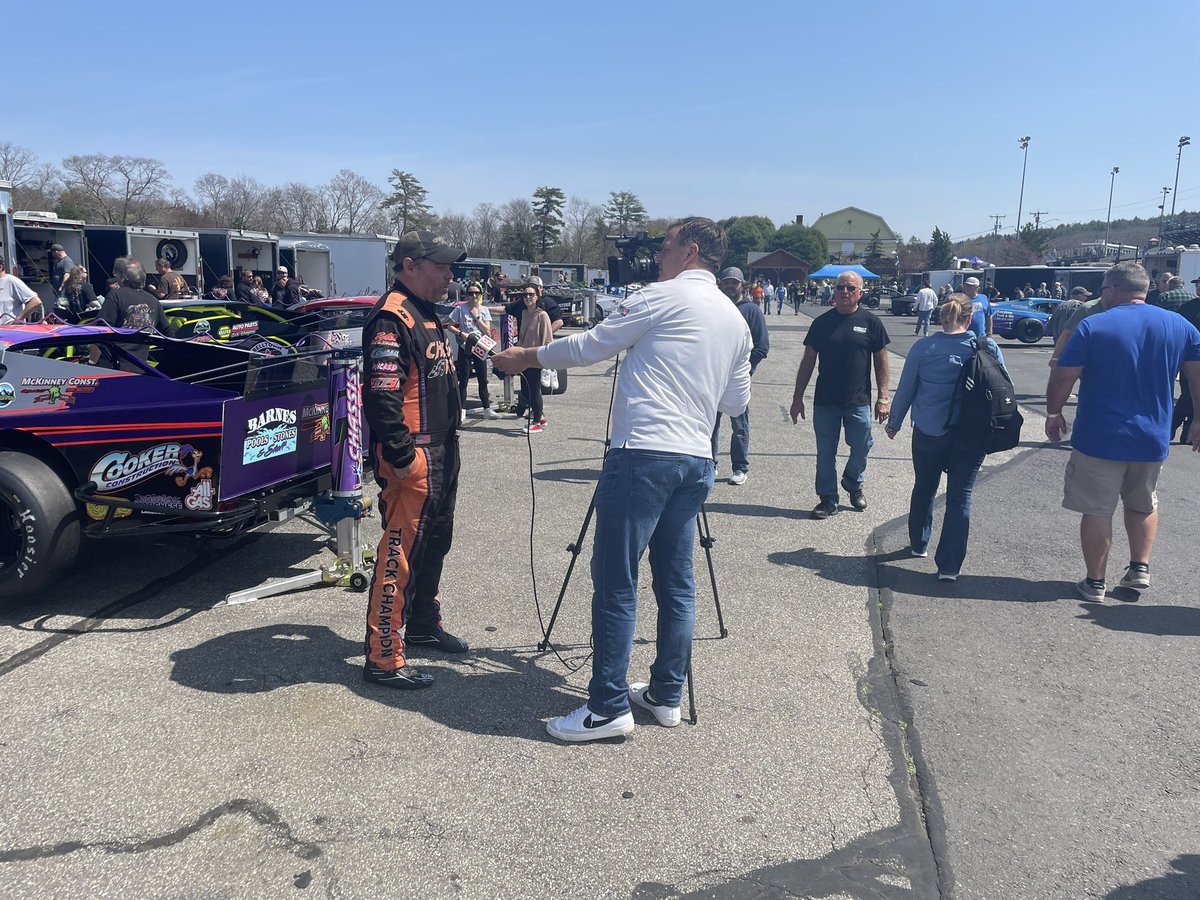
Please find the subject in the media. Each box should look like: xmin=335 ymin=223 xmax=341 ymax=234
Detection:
xmin=1015 ymin=136 xmax=1031 ymax=233
xmin=1170 ymin=135 xmax=1190 ymax=224
xmin=1158 ymin=187 xmax=1172 ymax=234
xmin=1104 ymin=166 xmax=1119 ymax=254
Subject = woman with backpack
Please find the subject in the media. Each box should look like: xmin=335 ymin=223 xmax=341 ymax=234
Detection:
xmin=884 ymin=293 xmax=1009 ymax=582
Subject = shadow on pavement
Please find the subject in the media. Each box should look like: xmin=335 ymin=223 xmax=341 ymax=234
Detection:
xmin=1076 ymin=603 xmax=1200 ymax=637
xmin=534 ymin=467 xmax=600 ymax=484
xmin=1106 ymin=854 xmax=1200 ymax=899
xmin=704 ymin=502 xmax=809 ymax=521
xmin=169 ymin=624 xmax=582 ymax=743
xmin=771 ymin=546 xmax=1076 ymax=603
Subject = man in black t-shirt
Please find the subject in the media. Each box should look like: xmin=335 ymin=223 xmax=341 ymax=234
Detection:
xmin=270 ymin=266 xmax=301 ymax=307
xmin=235 ymin=268 xmax=257 ymax=304
xmin=790 ymin=272 xmax=891 ymax=519
xmin=88 ymin=257 xmax=175 ymax=370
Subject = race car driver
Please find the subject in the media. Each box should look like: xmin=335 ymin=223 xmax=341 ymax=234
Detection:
xmin=361 ymin=230 xmax=468 ymax=690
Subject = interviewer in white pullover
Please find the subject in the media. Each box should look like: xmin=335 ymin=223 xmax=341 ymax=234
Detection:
xmin=493 ymin=216 xmax=752 ymax=743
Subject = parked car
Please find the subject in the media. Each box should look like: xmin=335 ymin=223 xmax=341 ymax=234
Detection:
xmin=878 ymin=288 xmax=920 ymax=316
xmin=990 ymin=298 xmax=1063 ymax=343
xmin=0 ymin=322 xmax=338 ymax=598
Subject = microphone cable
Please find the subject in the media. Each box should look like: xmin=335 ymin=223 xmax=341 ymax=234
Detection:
xmin=525 ymin=344 xmax=622 ymax=674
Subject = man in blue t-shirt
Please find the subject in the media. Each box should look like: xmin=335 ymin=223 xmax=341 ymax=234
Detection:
xmin=962 ymin=277 xmax=991 ymax=337
xmin=1045 ymin=261 xmax=1200 ymax=602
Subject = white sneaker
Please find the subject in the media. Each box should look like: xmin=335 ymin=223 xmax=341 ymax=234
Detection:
xmin=482 ymin=406 xmax=500 ymax=420
xmin=728 ymin=471 xmax=748 ymax=486
xmin=459 ymin=410 xmax=467 ymax=425
xmin=545 ymin=704 xmax=634 ymax=742
xmin=628 ymin=682 xmax=681 ymax=727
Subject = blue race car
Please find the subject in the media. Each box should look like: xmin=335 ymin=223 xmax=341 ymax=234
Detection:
xmin=990 ymin=298 xmax=1063 ymax=343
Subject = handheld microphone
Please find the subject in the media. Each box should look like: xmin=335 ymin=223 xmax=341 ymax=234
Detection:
xmin=445 ymin=322 xmax=498 ymax=360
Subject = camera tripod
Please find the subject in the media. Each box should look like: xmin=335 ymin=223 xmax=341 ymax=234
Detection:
xmin=537 ymin=468 xmax=728 ymax=726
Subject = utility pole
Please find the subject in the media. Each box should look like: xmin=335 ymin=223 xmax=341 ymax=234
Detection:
xmin=1031 ymin=210 xmax=1048 ymax=229
xmin=989 ymin=214 xmax=1005 ymax=262
xmin=1158 ymin=187 xmax=1172 ymax=234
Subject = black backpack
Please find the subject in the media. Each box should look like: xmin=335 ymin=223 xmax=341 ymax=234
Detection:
xmin=947 ymin=335 xmax=1023 ymax=454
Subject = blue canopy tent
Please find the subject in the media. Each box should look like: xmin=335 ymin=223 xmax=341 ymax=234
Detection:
xmin=807 ymin=263 xmax=882 ymax=280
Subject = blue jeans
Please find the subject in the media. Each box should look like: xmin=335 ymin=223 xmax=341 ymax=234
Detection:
xmin=710 ymin=410 xmax=750 ymax=473
xmin=588 ymin=448 xmax=714 ymax=716
xmin=908 ymin=427 xmax=985 ymax=576
xmin=915 ymin=309 xmax=933 ymax=336
xmin=813 ymin=404 xmax=874 ymax=503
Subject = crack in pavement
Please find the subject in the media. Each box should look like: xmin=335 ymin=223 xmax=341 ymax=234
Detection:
xmin=0 ymin=797 xmax=322 ymax=864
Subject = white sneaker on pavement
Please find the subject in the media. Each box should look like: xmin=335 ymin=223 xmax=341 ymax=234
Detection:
xmin=482 ymin=406 xmax=500 ymax=420
xmin=728 ymin=471 xmax=748 ymax=486
xmin=628 ymin=682 xmax=681 ymax=727
xmin=545 ymin=704 xmax=634 ymax=742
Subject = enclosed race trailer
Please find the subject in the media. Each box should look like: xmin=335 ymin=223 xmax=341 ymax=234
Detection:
xmin=11 ymin=212 xmax=88 ymax=302
xmin=0 ymin=182 xmax=15 ymax=278
xmin=279 ymin=238 xmax=332 ymax=297
xmin=198 ymin=228 xmax=280 ymax=287
xmin=291 ymin=233 xmax=390 ymax=297
xmin=85 ymin=225 xmax=201 ymax=296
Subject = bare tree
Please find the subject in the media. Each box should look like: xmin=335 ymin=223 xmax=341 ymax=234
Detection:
xmin=563 ymin=196 xmax=603 ymax=264
xmin=470 ymin=202 xmax=500 ymax=257
xmin=324 ymin=169 xmax=384 ymax=234
xmin=262 ymin=182 xmax=327 ymax=233
xmin=60 ymin=153 xmax=170 ymax=225
xmin=438 ymin=211 xmax=475 ymax=253
xmin=0 ymin=143 xmax=40 ymax=188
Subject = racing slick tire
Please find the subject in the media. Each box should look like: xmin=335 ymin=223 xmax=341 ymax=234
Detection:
xmin=156 ymin=238 xmax=189 ymax=269
xmin=0 ymin=453 xmax=81 ymax=601
xmin=1016 ymin=317 xmax=1045 ymax=343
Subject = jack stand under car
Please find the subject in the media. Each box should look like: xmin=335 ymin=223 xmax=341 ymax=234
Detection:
xmin=224 ymin=351 xmax=373 ymax=605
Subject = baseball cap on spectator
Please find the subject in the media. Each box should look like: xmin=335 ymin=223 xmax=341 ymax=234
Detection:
xmin=50 ymin=243 xmax=65 ymax=252
xmin=719 ymin=267 xmax=745 ymax=283
xmin=528 ymin=275 xmax=544 ymax=287
xmin=392 ymin=230 xmax=467 ymax=266
xmin=277 ymin=266 xmax=288 ymax=274
xmin=1070 ymin=286 xmax=1092 ymax=298
xmin=964 ymin=277 xmax=981 ymax=286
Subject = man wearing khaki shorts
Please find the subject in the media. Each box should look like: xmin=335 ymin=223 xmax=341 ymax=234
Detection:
xmin=1046 ymin=262 xmax=1200 ymax=602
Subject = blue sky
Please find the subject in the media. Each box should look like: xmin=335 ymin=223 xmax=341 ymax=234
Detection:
xmin=11 ymin=0 xmax=1198 ymax=242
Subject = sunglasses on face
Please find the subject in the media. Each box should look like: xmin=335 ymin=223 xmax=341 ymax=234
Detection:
xmin=834 ymin=285 xmax=860 ymax=292
xmin=524 ymin=292 xmax=538 ymax=297
xmin=466 ymin=290 xmax=481 ymax=296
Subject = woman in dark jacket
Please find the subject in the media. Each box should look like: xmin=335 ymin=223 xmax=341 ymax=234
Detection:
xmin=56 ymin=265 xmax=98 ymax=321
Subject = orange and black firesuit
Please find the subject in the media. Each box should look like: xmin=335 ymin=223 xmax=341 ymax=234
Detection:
xmin=362 ymin=281 xmax=462 ymax=675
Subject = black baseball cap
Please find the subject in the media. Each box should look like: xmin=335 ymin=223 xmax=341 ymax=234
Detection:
xmin=392 ymin=230 xmax=466 ymax=266
xmin=50 ymin=243 xmax=65 ymax=252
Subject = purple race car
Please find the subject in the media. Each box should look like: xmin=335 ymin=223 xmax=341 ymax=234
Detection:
xmin=0 ymin=322 xmax=339 ymax=599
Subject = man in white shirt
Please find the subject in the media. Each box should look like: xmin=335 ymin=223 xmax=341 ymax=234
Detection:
xmin=0 ymin=255 xmax=42 ymax=323
xmin=493 ymin=217 xmax=752 ymax=742
xmin=914 ymin=280 xmax=939 ymax=336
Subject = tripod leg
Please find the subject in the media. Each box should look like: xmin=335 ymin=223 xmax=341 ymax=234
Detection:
xmin=539 ymin=490 xmax=598 ymax=651
xmin=697 ymin=505 xmax=727 ymax=638
xmin=685 ymin=658 xmax=698 ymax=724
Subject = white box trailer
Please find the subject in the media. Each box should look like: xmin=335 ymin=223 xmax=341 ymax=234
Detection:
xmin=279 ymin=238 xmax=332 ymax=297
xmin=0 ymin=182 xmax=15 ymax=280
xmin=307 ymin=232 xmax=390 ymax=297
xmin=11 ymin=211 xmax=88 ymax=302
xmin=1142 ymin=245 xmax=1200 ymax=286
xmin=198 ymin=228 xmax=280 ymax=288
xmin=85 ymin=225 xmax=201 ymax=296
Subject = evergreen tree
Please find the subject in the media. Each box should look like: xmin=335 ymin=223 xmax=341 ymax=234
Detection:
xmin=382 ymin=170 xmax=433 ymax=234
xmin=602 ymin=191 xmax=648 ymax=234
xmin=929 ymin=227 xmax=954 ymax=269
xmin=531 ymin=186 xmax=566 ymax=258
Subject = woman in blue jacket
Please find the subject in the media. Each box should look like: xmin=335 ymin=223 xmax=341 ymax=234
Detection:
xmin=885 ymin=293 xmax=1007 ymax=582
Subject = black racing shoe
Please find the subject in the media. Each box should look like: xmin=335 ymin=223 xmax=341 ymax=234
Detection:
xmin=842 ymin=481 xmax=868 ymax=510
xmin=363 ymin=664 xmax=434 ymax=690
xmin=406 ymin=627 xmax=470 ymax=654
xmin=812 ymin=500 xmax=839 ymax=520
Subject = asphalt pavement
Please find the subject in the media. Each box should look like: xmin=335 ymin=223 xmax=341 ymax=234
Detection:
xmin=0 ymin=307 xmax=1195 ymax=898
